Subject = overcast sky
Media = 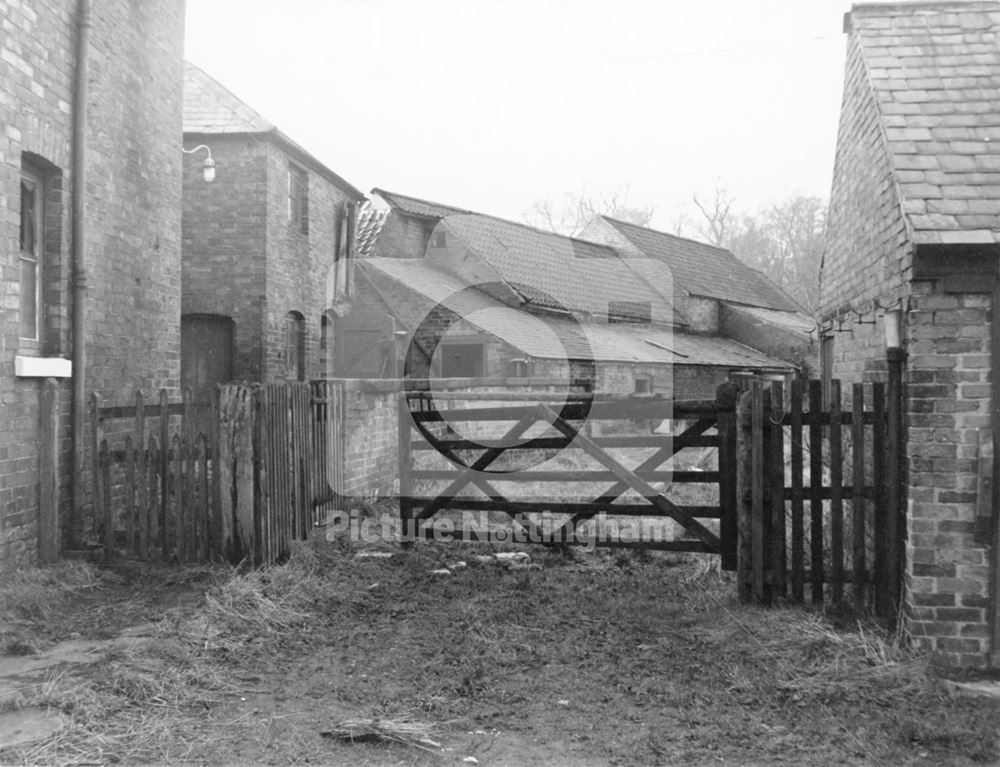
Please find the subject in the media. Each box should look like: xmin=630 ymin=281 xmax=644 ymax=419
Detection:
xmin=184 ymin=1 xmax=885 ymax=231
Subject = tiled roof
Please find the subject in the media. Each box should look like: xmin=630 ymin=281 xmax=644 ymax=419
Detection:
xmin=372 ymin=189 xmax=472 ymax=219
xmin=184 ymin=62 xmax=274 ymax=133
xmin=436 ymin=214 xmax=687 ymax=325
xmin=183 ymin=62 xmax=364 ymax=200
xmin=362 ymin=259 xmax=792 ymax=369
xmin=599 ymin=217 xmax=802 ymax=312
xmin=849 ymin=1 xmax=1000 ymax=244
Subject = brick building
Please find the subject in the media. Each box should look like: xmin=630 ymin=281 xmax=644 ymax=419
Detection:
xmin=1 ymin=0 xmax=186 ymax=567
xmin=347 ymin=190 xmax=805 ymax=398
xmin=822 ymin=2 xmax=1000 ymax=666
xmin=181 ymin=63 xmax=364 ymax=400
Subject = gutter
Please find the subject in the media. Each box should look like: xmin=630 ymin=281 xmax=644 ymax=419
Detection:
xmin=69 ymin=0 xmax=91 ymax=549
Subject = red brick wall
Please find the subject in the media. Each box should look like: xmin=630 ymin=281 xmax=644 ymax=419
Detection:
xmin=1 ymin=0 xmax=185 ymax=566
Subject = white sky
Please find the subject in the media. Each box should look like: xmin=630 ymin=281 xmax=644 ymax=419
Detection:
xmin=184 ymin=0 xmax=895 ymax=230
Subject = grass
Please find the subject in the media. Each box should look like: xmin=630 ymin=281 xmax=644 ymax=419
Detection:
xmin=1 ymin=537 xmax=999 ymax=766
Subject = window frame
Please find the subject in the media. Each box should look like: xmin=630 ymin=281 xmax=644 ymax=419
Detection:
xmin=19 ymin=167 xmax=43 ymax=344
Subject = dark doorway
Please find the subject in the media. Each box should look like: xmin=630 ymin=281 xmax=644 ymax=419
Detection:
xmin=182 ymin=314 xmax=234 ymax=405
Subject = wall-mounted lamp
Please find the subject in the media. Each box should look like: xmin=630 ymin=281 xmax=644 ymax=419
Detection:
xmin=883 ymin=307 xmax=903 ymax=349
xmin=182 ymin=144 xmax=215 ymax=182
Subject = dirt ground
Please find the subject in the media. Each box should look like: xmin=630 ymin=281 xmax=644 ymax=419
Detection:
xmin=2 ymin=536 xmax=1000 ymax=767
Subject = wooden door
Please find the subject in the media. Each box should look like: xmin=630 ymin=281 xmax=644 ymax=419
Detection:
xmin=182 ymin=315 xmax=234 ymax=405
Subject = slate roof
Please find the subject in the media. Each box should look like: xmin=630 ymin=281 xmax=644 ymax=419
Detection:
xmin=361 ymin=259 xmax=792 ymax=369
xmin=848 ymin=1 xmax=1000 ymax=244
xmin=371 ymin=189 xmax=472 ymax=220
xmin=598 ymin=217 xmax=802 ymax=312
xmin=435 ymin=214 xmax=687 ymax=326
xmin=183 ymin=62 xmax=364 ymax=200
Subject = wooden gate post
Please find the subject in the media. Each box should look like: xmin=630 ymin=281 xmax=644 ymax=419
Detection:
xmin=398 ymin=393 xmax=414 ymax=546
xmin=736 ymin=387 xmax=753 ymax=602
xmin=716 ymin=382 xmax=739 ymax=572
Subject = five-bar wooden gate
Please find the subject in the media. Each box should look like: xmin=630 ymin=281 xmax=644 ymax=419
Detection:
xmin=399 ymin=383 xmax=740 ymax=566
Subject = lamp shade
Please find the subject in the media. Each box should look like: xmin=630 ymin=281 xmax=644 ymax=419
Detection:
xmin=883 ymin=308 xmax=902 ymax=349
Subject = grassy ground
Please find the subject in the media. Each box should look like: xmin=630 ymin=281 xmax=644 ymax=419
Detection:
xmin=2 ymin=538 xmax=999 ymax=766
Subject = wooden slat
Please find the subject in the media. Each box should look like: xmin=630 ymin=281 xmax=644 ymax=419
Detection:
xmin=790 ymin=379 xmax=805 ymax=601
xmin=234 ymin=385 xmax=255 ymax=561
xmin=829 ymin=379 xmax=844 ymax=604
xmin=750 ymin=381 xmax=766 ymax=603
xmin=146 ymin=435 xmax=159 ymax=560
xmin=101 ymin=439 xmax=113 ymax=554
xmin=410 ymin=469 xmax=705 ymax=483
xmin=872 ymin=381 xmax=889 ymax=618
xmin=735 ymin=390 xmax=752 ymax=602
xmin=217 ymin=386 xmax=235 ymax=560
xmin=808 ymin=379 xmax=824 ymax=606
xmin=852 ymin=383 xmax=866 ymax=609
xmin=409 ymin=434 xmax=720 ymax=451
xmin=159 ymin=389 xmax=169 ymax=556
xmin=124 ymin=436 xmax=136 ymax=556
xmin=769 ymin=381 xmax=786 ymax=599
xmin=89 ymin=393 xmax=103 ymax=541
xmin=199 ymin=435 xmax=210 ymax=562
xmin=173 ymin=434 xmax=184 ymax=562
xmin=135 ymin=391 xmax=148 ymax=559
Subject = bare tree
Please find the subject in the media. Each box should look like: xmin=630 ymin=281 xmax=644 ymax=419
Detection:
xmin=691 ymin=183 xmax=737 ymax=247
xmin=691 ymin=185 xmax=825 ymax=315
xmin=524 ymin=187 xmax=654 ymax=237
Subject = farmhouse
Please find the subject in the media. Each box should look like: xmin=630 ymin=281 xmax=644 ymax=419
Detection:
xmin=1 ymin=1 xmax=186 ymax=568
xmin=822 ymin=1 xmax=1000 ymax=666
xmin=344 ymin=190 xmax=808 ymax=397
xmin=181 ymin=63 xmax=365 ymax=402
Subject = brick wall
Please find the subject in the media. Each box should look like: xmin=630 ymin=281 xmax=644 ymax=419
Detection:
xmin=0 ymin=0 xmax=184 ymax=567
xmin=822 ymin=30 xmax=997 ymax=666
xmin=820 ymin=32 xmax=910 ymax=382
xmin=371 ymin=210 xmax=434 ymax=259
xmin=182 ymin=136 xmax=269 ymax=380
xmin=263 ymin=143 xmax=355 ymax=382
xmin=904 ymin=287 xmax=993 ymax=666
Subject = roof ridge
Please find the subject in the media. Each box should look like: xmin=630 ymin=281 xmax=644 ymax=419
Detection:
xmin=851 ymin=0 xmax=1000 ymax=12
xmin=374 ymin=188 xmax=620 ymax=253
xmin=601 ymin=215 xmax=737 ymax=256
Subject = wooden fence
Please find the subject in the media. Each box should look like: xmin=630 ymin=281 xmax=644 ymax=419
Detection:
xmin=90 ymin=381 xmax=343 ymax=564
xmin=738 ymin=377 xmax=904 ymax=621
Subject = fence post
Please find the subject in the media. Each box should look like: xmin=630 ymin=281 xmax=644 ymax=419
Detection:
xmin=716 ymin=382 xmax=739 ymax=572
xmin=89 ymin=393 xmax=102 ymax=546
xmin=886 ymin=348 xmax=906 ymax=624
xmin=398 ymin=393 xmax=414 ymax=546
xmin=768 ymin=380 xmax=786 ymax=600
xmin=38 ymin=379 xmax=59 ymax=563
xmin=735 ymin=388 xmax=752 ymax=602
xmin=159 ymin=389 xmax=169 ymax=556
xmin=135 ymin=391 xmax=148 ymax=558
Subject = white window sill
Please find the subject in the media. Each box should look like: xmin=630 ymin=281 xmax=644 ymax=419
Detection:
xmin=15 ymin=356 xmax=72 ymax=378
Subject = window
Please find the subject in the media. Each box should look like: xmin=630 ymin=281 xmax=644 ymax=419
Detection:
xmin=288 ymin=163 xmax=309 ymax=235
xmin=19 ymin=169 xmax=42 ymax=341
xmin=285 ymin=311 xmax=305 ymax=381
xmin=441 ymin=342 xmax=484 ymax=378
xmin=634 ymin=373 xmax=653 ymax=395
